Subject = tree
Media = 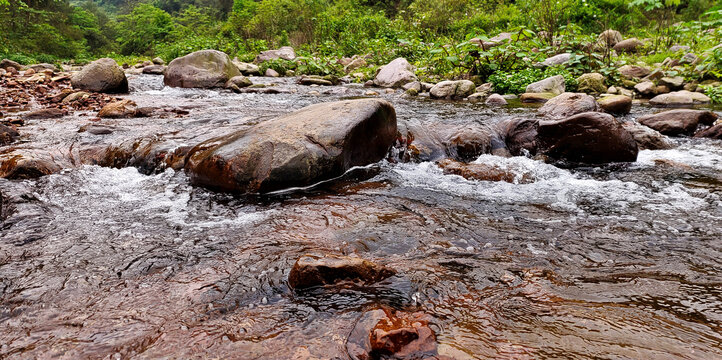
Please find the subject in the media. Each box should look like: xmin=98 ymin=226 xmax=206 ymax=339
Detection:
xmin=116 ymin=3 xmax=173 ymax=55
xmin=628 ymin=0 xmax=682 ymax=50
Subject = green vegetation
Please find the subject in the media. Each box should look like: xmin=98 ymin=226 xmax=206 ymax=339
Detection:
xmin=1 ymin=0 xmax=721 ymax=88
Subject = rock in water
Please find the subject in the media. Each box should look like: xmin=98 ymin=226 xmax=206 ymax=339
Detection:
xmin=597 ymin=95 xmax=632 ymax=114
xmin=695 ymin=124 xmax=722 ymax=139
xmin=525 ymin=75 xmax=565 ymax=95
xmin=374 ymin=58 xmax=417 ymax=88
xmin=185 ymin=99 xmax=397 ymax=193
xmin=71 ymin=58 xmax=128 ymax=93
xmin=538 ymin=92 xmax=598 ymax=119
xmin=497 ymin=118 xmax=539 ymax=156
xmin=638 ymin=109 xmax=718 ymax=136
xmin=649 ymin=91 xmax=711 ymax=106
xmin=429 ymin=80 xmax=475 ymax=99
xmin=0 ymin=124 xmax=19 ymax=145
xmin=98 ymin=99 xmax=137 ymax=118
xmin=622 ymin=122 xmax=674 ymax=150
xmin=164 ymin=50 xmax=241 ymax=88
xmin=288 ymin=255 xmax=395 ymax=289
xmin=537 ymin=112 xmax=638 ymax=163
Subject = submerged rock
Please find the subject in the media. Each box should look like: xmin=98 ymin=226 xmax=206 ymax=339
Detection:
xmin=537 ymin=112 xmax=638 ymax=163
xmin=695 ymin=124 xmax=722 ymax=139
xmin=374 ymin=58 xmax=417 ymax=88
xmin=164 ymin=50 xmax=241 ymax=88
xmin=185 ymin=99 xmax=397 ymax=193
xmin=71 ymin=58 xmax=128 ymax=93
xmin=288 ymin=255 xmax=395 ymax=289
xmin=398 ymin=120 xmax=498 ymax=162
xmin=24 ymin=108 xmax=65 ymax=119
xmin=638 ymin=109 xmax=718 ymax=136
xmin=538 ymin=92 xmax=598 ymax=119
xmin=525 ymin=75 xmax=565 ymax=95
xmin=437 ymin=159 xmax=534 ymax=183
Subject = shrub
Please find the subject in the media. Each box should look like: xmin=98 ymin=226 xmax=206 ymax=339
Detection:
xmin=488 ymin=66 xmax=578 ymax=94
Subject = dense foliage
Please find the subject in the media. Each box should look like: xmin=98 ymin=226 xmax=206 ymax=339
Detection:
xmin=1 ymin=0 xmax=721 ymax=84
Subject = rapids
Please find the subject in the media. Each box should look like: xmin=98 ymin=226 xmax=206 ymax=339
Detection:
xmin=1 ymin=75 xmax=721 ymax=359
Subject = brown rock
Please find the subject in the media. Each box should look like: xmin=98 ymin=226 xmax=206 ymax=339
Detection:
xmin=538 ymin=92 xmax=598 ymax=119
xmin=98 ymin=99 xmax=137 ymax=118
xmin=638 ymin=109 xmax=718 ymax=136
xmin=597 ymin=95 xmax=632 ymax=114
xmin=622 ymin=122 xmax=674 ymax=150
xmin=695 ymin=124 xmax=722 ymax=139
xmin=185 ymin=99 xmax=397 ymax=193
xmin=0 ymin=124 xmax=19 ymax=145
xmin=613 ymin=38 xmax=643 ymax=53
xmin=618 ymin=65 xmax=650 ymax=79
xmin=520 ymin=92 xmax=556 ymax=103
xmin=437 ymin=158 xmax=534 ymax=183
xmin=24 ymin=108 xmax=65 ymax=119
xmin=497 ymin=118 xmax=538 ymax=156
xmin=288 ymin=255 xmax=395 ymax=289
xmin=537 ymin=112 xmax=638 ymax=163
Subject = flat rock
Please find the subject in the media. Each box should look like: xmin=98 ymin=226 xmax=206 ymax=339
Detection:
xmin=25 ymin=108 xmax=65 ymax=119
xmin=597 ymin=95 xmax=632 ymax=114
xmin=520 ymin=92 xmax=556 ymax=103
xmin=649 ymin=91 xmax=711 ymax=106
xmin=254 ymin=46 xmax=296 ymax=63
xmin=638 ymin=109 xmax=718 ymax=136
xmin=288 ymin=255 xmax=395 ymax=289
xmin=437 ymin=159 xmax=534 ymax=184
xmin=184 ymin=99 xmax=397 ymax=193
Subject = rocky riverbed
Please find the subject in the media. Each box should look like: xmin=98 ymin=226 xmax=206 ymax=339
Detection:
xmin=1 ymin=70 xmax=722 ymax=359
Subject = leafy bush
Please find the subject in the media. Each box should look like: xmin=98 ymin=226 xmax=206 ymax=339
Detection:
xmin=703 ymin=86 xmax=722 ymax=104
xmin=488 ymin=66 xmax=578 ymax=94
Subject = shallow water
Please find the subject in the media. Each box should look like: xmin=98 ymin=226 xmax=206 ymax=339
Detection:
xmin=1 ymin=75 xmax=721 ymax=359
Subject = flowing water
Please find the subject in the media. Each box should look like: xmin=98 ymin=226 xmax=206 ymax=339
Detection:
xmin=1 ymin=75 xmax=721 ymax=359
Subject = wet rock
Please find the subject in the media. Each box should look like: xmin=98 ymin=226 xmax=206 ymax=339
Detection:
xmin=24 ymin=108 xmax=65 ymax=119
xmin=437 ymin=159 xmax=533 ymax=183
xmin=0 ymin=59 xmax=23 ymax=71
xmin=638 ymin=109 xmax=718 ymax=136
xmin=485 ymin=94 xmax=507 ymax=106
xmin=71 ymin=58 xmax=128 ymax=93
xmin=0 ymin=151 xmax=65 ymax=179
xmin=613 ymin=38 xmax=643 ymax=53
xmin=537 ymin=53 xmax=572 ymax=68
xmin=142 ymin=65 xmax=166 ymax=75
xmin=0 ymin=124 xmax=20 ymax=145
xmin=497 ymin=118 xmax=538 ymax=156
xmin=288 ymin=255 xmax=395 ymax=289
xmin=374 ymin=58 xmax=417 ymax=88
xmin=98 ymin=99 xmax=137 ymax=118
xmin=185 ymin=99 xmax=396 ymax=193
xmin=347 ymin=308 xmax=447 ymax=360
xmin=164 ymin=50 xmax=241 ymax=88
xmin=525 ymin=75 xmax=565 ymax=95
xmin=634 ymin=81 xmax=656 ymax=97
xmin=398 ymin=120 xmax=498 ymax=162
xmin=429 ymin=80 xmax=475 ymax=100
xmin=233 ymin=60 xmax=261 ymax=76
xmin=622 ymin=122 xmax=674 ymax=150
xmin=576 ymin=73 xmax=606 ymax=94
xmin=538 ymin=92 xmax=598 ymax=119
xmin=598 ymin=30 xmax=623 ymax=47
xmin=537 ymin=112 xmax=638 ymax=163
xmin=254 ymin=46 xmax=296 ymax=63
xmin=695 ymin=124 xmax=722 ymax=139
xmin=597 ymin=95 xmax=632 ymax=114
xmin=649 ymin=91 xmax=711 ymax=106
xmin=520 ymin=92 xmax=556 ymax=103
xmin=298 ymin=75 xmax=334 ymax=86
xmin=225 ymin=75 xmax=253 ymax=90
xmin=618 ymin=65 xmax=650 ymax=79
xmin=79 ymin=123 xmax=115 ymax=135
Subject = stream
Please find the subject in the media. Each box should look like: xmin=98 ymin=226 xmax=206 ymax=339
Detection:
xmin=1 ymin=74 xmax=721 ymax=359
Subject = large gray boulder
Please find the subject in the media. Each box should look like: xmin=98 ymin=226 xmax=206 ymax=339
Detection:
xmin=373 ymin=58 xmax=417 ymax=88
xmin=538 ymin=92 xmax=598 ymax=119
xmin=164 ymin=50 xmax=241 ymax=88
xmin=526 ymin=75 xmax=565 ymax=95
xmin=429 ymin=80 xmax=475 ymax=99
xmin=537 ymin=112 xmax=638 ymax=163
xmin=254 ymin=46 xmax=296 ymax=63
xmin=71 ymin=58 xmax=128 ymax=93
xmin=184 ymin=99 xmax=397 ymax=193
